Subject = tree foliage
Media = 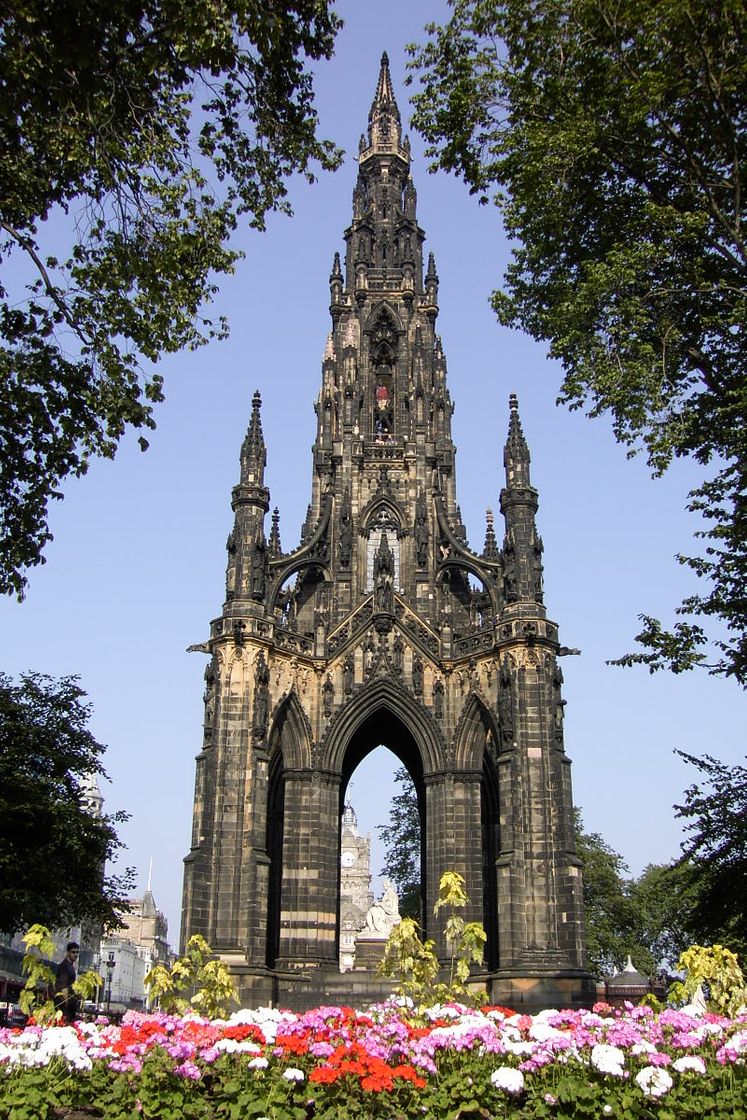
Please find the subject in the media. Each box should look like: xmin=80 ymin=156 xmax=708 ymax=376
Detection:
xmin=0 ymin=672 xmax=133 ymax=934
xmin=573 ymin=811 xmax=641 ymax=977
xmin=576 ymin=810 xmax=700 ymax=978
xmin=674 ymin=750 xmax=747 ymax=957
xmin=378 ymin=772 xmax=706 ymax=979
xmin=0 ymin=0 xmax=342 ymax=597
xmin=377 ymin=765 xmax=422 ymax=919
xmin=409 ymin=0 xmax=746 ymax=683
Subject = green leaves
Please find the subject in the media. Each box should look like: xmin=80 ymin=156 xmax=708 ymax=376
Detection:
xmin=0 ymin=1 xmax=342 ymax=597
xmin=144 ymin=933 xmax=239 ymax=1018
xmin=409 ymin=0 xmax=747 ymax=682
xmin=377 ymin=765 xmax=422 ymax=920
xmin=673 ymin=750 xmax=747 ymax=955
xmin=669 ymin=943 xmax=746 ymax=1017
xmin=379 ymin=871 xmax=486 ymax=1007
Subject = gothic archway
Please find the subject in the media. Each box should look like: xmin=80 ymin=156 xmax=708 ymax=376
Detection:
xmin=454 ymin=692 xmax=502 ymax=969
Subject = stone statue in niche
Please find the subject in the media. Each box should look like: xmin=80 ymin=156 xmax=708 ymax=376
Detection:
xmin=414 ymin=498 xmax=428 ymax=569
xmin=392 ymin=632 xmax=404 ymax=675
xmin=203 ymin=662 xmax=216 ymax=738
xmin=374 ymin=534 xmax=395 ymax=614
xmin=502 ymin=539 xmax=517 ymax=603
xmin=412 ymin=655 xmax=423 ymax=697
xmin=533 ymin=534 xmax=545 ymax=603
xmin=433 ymin=677 xmax=444 ymax=719
xmin=250 ymin=538 xmax=266 ymax=601
xmin=339 ymin=496 xmax=352 ymax=568
xmin=322 ymin=675 xmax=334 ymax=718
xmin=553 ymin=662 xmax=566 ymax=742
xmin=498 ymin=657 xmax=514 ymax=744
xmin=343 ymin=655 xmax=354 ymax=696
xmin=253 ymin=653 xmax=270 ymax=738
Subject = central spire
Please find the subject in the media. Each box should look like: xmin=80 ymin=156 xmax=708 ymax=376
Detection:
xmin=365 ymin=51 xmax=403 ymax=153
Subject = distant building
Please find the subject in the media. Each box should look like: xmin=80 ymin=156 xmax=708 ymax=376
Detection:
xmin=98 ymin=886 xmax=173 ymax=1011
xmin=120 ymin=890 xmax=170 ymax=968
xmin=98 ymin=936 xmax=147 ymax=1012
xmin=339 ymin=805 xmax=373 ymax=970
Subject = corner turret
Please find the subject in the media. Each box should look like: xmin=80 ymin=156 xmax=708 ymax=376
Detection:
xmin=499 ymin=395 xmax=544 ymax=611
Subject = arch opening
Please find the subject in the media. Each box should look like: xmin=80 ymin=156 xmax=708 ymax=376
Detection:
xmin=338 ymin=723 xmax=425 ymax=971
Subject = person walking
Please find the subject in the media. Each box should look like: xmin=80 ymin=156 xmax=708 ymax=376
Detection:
xmin=53 ymin=941 xmax=80 ymax=1023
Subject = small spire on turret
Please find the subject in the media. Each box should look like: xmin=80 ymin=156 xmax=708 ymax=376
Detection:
xmin=482 ymin=508 xmax=499 ymax=560
xmin=240 ymin=390 xmax=266 ymax=485
xmin=425 ymin=253 xmax=439 ymax=311
xmin=268 ymin=507 xmax=283 ymax=557
xmin=504 ymin=393 xmax=531 ymax=487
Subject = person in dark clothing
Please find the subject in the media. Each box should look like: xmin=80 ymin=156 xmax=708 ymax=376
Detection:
xmin=53 ymin=941 xmax=80 ymax=1023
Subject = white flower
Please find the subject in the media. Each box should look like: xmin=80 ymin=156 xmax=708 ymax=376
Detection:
xmin=213 ymin=1038 xmax=261 ymax=1055
xmin=631 ymin=1040 xmax=657 ymax=1056
xmin=503 ymin=1039 xmax=535 ymax=1056
xmin=728 ymin=1030 xmax=747 ymax=1052
xmin=603 ymin=1107 xmax=613 ymax=1115
xmin=672 ymin=1055 xmax=707 ymax=1075
xmin=282 ymin=1067 xmax=305 ymax=1082
xmin=635 ymin=1066 xmax=673 ymax=1097
xmin=490 ymin=1067 xmax=525 ymax=1094
xmin=248 ymin=1056 xmax=269 ymax=1070
xmin=529 ymin=1021 xmax=565 ymax=1042
xmin=590 ymin=1044 xmax=626 ymax=1077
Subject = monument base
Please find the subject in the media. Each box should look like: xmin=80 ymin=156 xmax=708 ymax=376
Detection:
xmin=353 ymin=935 xmax=388 ymax=971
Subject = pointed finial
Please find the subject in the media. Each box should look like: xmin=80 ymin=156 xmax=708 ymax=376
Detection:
xmin=506 ymin=394 xmax=529 ymax=457
xmin=483 ymin=508 xmax=499 ymax=560
xmin=503 ymin=393 xmax=531 ymax=485
xmin=269 ymin=506 xmax=282 ymax=556
xmin=240 ymin=389 xmax=267 ymax=482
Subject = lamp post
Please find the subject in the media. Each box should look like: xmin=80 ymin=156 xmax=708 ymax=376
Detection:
xmin=105 ymin=952 xmax=115 ymax=1014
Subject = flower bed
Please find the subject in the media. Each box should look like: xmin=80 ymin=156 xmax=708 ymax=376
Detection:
xmin=1 ymin=1000 xmax=746 ymax=1119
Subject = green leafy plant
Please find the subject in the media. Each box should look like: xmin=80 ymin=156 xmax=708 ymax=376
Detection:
xmin=145 ymin=934 xmax=238 ymax=1018
xmin=668 ymin=943 xmax=746 ymax=1017
xmin=379 ymin=871 xmax=486 ymax=1006
xmin=435 ymin=870 xmax=487 ymax=995
xmin=18 ymin=924 xmax=56 ymax=1023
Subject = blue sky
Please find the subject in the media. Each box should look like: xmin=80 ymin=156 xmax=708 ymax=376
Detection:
xmin=2 ymin=0 xmax=744 ymax=944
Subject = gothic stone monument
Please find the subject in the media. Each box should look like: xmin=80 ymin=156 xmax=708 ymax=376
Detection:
xmin=182 ymin=54 xmax=594 ymax=1011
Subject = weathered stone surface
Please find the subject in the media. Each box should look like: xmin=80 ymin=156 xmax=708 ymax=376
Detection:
xmin=181 ymin=55 xmax=594 ymax=1011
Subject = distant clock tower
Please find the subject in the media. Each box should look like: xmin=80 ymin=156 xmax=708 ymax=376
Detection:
xmin=339 ymin=804 xmax=373 ymax=970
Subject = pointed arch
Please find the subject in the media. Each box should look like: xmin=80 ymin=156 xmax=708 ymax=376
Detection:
xmin=268 ymin=690 xmax=313 ymax=771
xmin=360 ymin=495 xmax=404 ymax=533
xmin=363 ymin=300 xmax=404 ymax=338
xmin=320 ymin=675 xmax=446 ymax=777
xmin=453 ymin=690 xmax=500 ymax=771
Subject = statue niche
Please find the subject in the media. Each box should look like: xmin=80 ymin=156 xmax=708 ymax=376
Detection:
xmin=370 ymin=310 xmax=397 ymax=439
